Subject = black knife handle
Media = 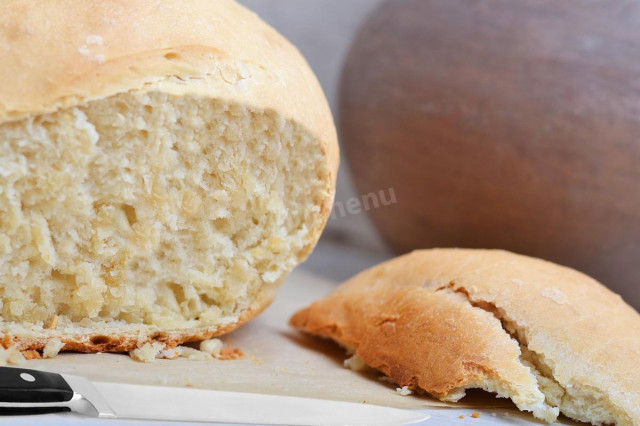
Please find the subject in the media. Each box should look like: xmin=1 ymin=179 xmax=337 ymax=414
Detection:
xmin=0 ymin=407 xmax=71 ymax=416
xmin=0 ymin=367 xmax=73 ymax=403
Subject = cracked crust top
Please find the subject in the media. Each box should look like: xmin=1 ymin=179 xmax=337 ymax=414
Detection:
xmin=290 ymin=249 xmax=640 ymax=425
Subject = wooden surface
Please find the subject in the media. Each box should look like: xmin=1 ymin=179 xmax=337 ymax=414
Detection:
xmin=340 ymin=0 xmax=640 ymax=307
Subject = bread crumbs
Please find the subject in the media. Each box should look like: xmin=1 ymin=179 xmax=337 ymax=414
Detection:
xmin=395 ymin=385 xmax=413 ymax=396
xmin=219 ymin=345 xmax=244 ymax=360
xmin=130 ymin=340 xmax=244 ymax=362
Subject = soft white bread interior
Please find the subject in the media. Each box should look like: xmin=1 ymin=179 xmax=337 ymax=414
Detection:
xmin=291 ymin=249 xmax=640 ymax=425
xmin=0 ymin=0 xmax=337 ymax=354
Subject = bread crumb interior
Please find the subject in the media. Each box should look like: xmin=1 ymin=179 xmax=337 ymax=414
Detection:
xmin=0 ymin=90 xmax=328 ymax=335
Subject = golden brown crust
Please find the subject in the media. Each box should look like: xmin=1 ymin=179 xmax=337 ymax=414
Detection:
xmin=291 ymin=249 xmax=640 ymax=424
xmin=292 ymin=285 xmax=534 ymax=398
xmin=0 ymin=0 xmax=337 ymax=353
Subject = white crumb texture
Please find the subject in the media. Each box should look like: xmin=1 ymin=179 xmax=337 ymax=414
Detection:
xmin=159 ymin=347 xmax=180 ymax=359
xmin=129 ymin=342 xmax=165 ymax=363
xmin=0 ymin=344 xmax=25 ymax=366
xmin=200 ymin=338 xmax=224 ymax=358
xmin=132 ymin=340 xmax=232 ymax=363
xmin=396 ymin=386 xmax=413 ymax=396
xmin=176 ymin=346 xmax=213 ymax=361
xmin=343 ymin=354 xmax=369 ymax=372
xmin=42 ymin=338 xmax=65 ymax=358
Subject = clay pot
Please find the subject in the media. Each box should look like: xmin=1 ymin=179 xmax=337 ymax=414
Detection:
xmin=340 ymin=0 xmax=640 ymax=306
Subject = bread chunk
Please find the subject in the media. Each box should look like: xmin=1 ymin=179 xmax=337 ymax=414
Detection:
xmin=0 ymin=0 xmax=337 ymax=354
xmin=291 ymin=249 xmax=640 ymax=425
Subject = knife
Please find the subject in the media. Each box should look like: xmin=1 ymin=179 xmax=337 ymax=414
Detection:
xmin=0 ymin=367 xmax=429 ymax=425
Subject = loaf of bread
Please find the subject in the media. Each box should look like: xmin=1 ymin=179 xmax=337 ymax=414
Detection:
xmin=291 ymin=249 xmax=640 ymax=425
xmin=0 ymin=0 xmax=337 ymax=355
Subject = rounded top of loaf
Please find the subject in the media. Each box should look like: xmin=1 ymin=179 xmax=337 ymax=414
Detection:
xmin=0 ymin=0 xmax=337 ymax=171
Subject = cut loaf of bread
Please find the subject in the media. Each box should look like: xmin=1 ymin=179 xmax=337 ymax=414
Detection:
xmin=0 ymin=0 xmax=337 ymax=354
xmin=291 ymin=249 xmax=640 ymax=425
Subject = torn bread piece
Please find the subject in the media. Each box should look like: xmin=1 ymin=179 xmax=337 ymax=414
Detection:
xmin=290 ymin=249 xmax=640 ymax=425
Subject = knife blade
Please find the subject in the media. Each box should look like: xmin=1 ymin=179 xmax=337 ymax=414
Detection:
xmin=0 ymin=367 xmax=429 ymax=425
